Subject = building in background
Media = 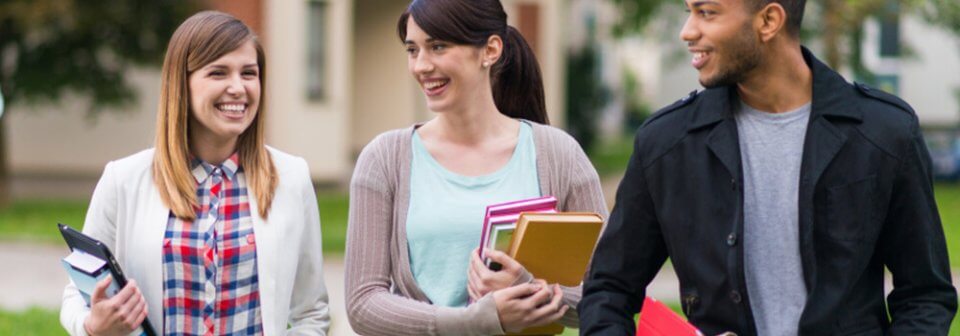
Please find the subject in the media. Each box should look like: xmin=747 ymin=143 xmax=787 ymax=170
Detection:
xmin=6 ymin=0 xmax=567 ymax=198
xmin=8 ymin=0 xmax=960 ymax=199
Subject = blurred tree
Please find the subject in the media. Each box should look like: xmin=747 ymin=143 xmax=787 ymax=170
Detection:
xmin=566 ymin=39 xmax=611 ymax=152
xmin=611 ymin=0 xmax=960 ymax=69
xmin=0 ymin=0 xmax=200 ymax=207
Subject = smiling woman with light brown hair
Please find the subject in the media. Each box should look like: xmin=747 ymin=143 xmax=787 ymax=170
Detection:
xmin=60 ymin=11 xmax=330 ymax=336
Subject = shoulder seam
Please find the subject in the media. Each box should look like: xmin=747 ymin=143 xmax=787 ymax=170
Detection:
xmin=642 ymin=90 xmax=698 ymax=128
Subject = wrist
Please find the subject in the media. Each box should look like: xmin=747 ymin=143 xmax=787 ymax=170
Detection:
xmin=83 ymin=318 xmax=97 ymax=336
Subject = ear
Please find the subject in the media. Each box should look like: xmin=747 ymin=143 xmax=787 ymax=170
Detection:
xmin=481 ymin=34 xmax=504 ymax=67
xmin=756 ymin=2 xmax=787 ymax=42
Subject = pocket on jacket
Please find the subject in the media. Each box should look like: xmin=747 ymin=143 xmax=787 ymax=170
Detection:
xmin=679 ymin=287 xmax=700 ymax=318
xmin=836 ymin=316 xmax=882 ymax=335
xmin=825 ymin=176 xmax=877 ymax=240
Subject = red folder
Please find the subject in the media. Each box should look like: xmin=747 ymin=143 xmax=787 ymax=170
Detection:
xmin=636 ymin=297 xmax=702 ymax=336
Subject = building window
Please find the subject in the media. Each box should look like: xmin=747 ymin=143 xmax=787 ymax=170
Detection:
xmin=878 ymin=0 xmax=900 ymax=57
xmin=306 ymin=0 xmax=327 ymax=100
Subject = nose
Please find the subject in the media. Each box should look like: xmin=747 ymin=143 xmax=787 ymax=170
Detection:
xmin=412 ymin=51 xmax=434 ymax=75
xmin=679 ymin=14 xmax=700 ymax=44
xmin=226 ymin=74 xmax=244 ymax=96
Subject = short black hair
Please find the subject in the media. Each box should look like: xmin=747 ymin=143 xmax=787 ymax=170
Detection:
xmin=747 ymin=0 xmax=807 ymax=37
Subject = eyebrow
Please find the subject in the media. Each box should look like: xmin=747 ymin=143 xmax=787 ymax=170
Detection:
xmin=404 ymin=37 xmax=437 ymax=45
xmin=689 ymin=0 xmax=719 ymax=7
xmin=205 ymin=63 xmax=259 ymax=70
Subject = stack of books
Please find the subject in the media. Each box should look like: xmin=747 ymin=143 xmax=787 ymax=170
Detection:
xmin=478 ymin=196 xmax=557 ymax=270
xmin=478 ymin=197 xmax=604 ymax=335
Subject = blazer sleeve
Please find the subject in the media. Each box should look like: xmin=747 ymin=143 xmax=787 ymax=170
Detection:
xmin=881 ymin=124 xmax=958 ymax=333
xmin=344 ymin=139 xmax=504 ymax=336
xmin=286 ymin=158 xmax=332 ymax=335
xmin=578 ymin=131 xmax=669 ymax=335
xmin=60 ymin=161 xmax=121 ymax=336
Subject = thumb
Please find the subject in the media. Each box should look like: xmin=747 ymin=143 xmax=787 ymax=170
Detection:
xmin=90 ymin=275 xmax=112 ymax=304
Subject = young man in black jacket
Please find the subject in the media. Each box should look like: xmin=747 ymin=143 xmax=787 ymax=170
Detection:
xmin=579 ymin=0 xmax=957 ymax=335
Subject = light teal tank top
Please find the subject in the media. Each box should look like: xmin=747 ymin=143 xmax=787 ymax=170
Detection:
xmin=406 ymin=121 xmax=540 ymax=307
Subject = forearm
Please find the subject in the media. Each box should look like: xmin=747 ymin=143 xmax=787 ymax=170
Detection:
xmin=347 ymin=284 xmax=503 ymax=336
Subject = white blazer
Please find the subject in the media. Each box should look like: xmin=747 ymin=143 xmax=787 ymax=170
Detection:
xmin=60 ymin=147 xmax=330 ymax=336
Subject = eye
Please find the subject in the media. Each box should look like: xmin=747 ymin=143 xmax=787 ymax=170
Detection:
xmin=243 ymin=69 xmax=259 ymax=77
xmin=699 ymin=9 xmax=716 ymax=18
xmin=405 ymin=46 xmax=418 ymax=55
xmin=208 ymin=70 xmax=226 ymax=77
xmin=431 ymin=43 xmax=447 ymax=52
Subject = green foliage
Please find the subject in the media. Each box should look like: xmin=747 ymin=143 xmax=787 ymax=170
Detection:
xmin=0 ymin=0 xmax=201 ymax=109
xmin=621 ymin=71 xmax=652 ymax=133
xmin=565 ymin=42 xmax=610 ymax=152
xmin=608 ymin=0 xmax=672 ymax=37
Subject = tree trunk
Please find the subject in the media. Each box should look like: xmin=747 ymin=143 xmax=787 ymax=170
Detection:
xmin=0 ymin=114 xmax=9 ymax=209
xmin=822 ymin=0 xmax=844 ymax=69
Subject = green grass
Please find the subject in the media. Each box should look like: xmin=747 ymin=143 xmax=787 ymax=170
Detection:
xmin=587 ymin=135 xmax=634 ymax=178
xmin=3 ymin=301 xmax=960 ymax=334
xmin=937 ymin=182 xmax=960 ymax=266
xmin=0 ymin=307 xmax=63 ymax=335
xmin=0 ymin=192 xmax=350 ymax=254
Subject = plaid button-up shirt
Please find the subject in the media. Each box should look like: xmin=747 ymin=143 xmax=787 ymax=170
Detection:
xmin=162 ymin=154 xmax=263 ymax=335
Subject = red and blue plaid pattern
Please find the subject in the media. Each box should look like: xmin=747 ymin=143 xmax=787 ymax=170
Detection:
xmin=162 ymin=154 xmax=263 ymax=335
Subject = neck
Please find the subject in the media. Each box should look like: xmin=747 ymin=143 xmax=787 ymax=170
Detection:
xmin=189 ymin=132 xmax=238 ymax=165
xmin=426 ymin=85 xmax=516 ymax=145
xmin=737 ymin=43 xmax=812 ymax=113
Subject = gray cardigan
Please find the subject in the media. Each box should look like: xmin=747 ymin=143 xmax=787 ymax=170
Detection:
xmin=345 ymin=122 xmax=608 ymax=335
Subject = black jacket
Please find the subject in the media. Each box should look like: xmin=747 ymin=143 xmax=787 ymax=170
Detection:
xmin=579 ymin=48 xmax=957 ymax=335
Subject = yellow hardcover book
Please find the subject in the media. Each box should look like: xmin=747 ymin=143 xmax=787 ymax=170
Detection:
xmin=504 ymin=212 xmax=604 ymax=335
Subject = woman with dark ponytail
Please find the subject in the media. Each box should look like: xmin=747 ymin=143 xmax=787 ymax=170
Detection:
xmin=344 ymin=0 xmax=606 ymax=334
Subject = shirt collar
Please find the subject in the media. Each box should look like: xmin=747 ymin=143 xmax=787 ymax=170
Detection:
xmin=190 ymin=153 xmax=241 ymax=183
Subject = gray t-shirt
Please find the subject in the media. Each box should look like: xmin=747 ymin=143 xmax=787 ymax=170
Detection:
xmin=735 ymin=100 xmax=811 ymax=336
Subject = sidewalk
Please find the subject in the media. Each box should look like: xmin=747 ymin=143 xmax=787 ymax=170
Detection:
xmin=0 ymin=242 xmax=357 ymax=336
xmin=0 ymin=241 xmax=680 ymax=335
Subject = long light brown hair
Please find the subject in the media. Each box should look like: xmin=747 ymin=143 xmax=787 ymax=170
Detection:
xmin=153 ymin=11 xmax=276 ymax=220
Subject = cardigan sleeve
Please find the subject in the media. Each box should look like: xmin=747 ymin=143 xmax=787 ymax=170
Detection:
xmin=286 ymin=158 xmax=332 ymax=335
xmin=60 ymin=161 xmax=121 ymax=336
xmin=550 ymin=128 xmax=610 ymax=328
xmin=344 ymin=134 xmax=505 ymax=336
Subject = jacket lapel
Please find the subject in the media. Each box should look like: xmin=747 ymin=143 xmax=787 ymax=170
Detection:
xmin=797 ymin=47 xmax=860 ymax=291
xmin=249 ymin=190 xmax=278 ymax=335
xmin=692 ymin=88 xmax=742 ymax=182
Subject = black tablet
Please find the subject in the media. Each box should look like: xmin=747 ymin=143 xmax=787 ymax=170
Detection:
xmin=58 ymin=223 xmax=158 ymax=336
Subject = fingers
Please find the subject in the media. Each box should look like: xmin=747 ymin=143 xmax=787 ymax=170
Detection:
xmin=498 ymin=282 xmax=543 ymax=301
xmin=91 ymin=275 xmax=112 ymax=304
xmin=483 ymin=249 xmax=523 ymax=273
xmin=110 ymin=280 xmax=138 ymax=306
xmin=117 ymin=287 xmax=143 ymax=317
xmin=528 ymin=285 xmax=567 ymax=327
xmin=126 ymin=298 xmax=147 ymax=330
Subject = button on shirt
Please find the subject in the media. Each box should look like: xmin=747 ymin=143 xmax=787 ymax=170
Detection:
xmin=162 ymin=154 xmax=262 ymax=335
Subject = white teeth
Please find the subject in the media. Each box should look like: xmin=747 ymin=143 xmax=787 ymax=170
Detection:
xmin=424 ymin=80 xmax=447 ymax=90
xmin=217 ymin=103 xmax=246 ymax=113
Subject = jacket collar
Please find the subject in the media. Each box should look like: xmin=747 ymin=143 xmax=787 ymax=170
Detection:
xmin=688 ymin=46 xmax=862 ymax=132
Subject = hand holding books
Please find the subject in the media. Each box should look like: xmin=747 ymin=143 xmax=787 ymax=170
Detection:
xmin=491 ymin=280 xmax=567 ymax=334
xmin=467 ymin=247 xmax=529 ymax=301
xmin=85 ymin=277 xmax=149 ymax=336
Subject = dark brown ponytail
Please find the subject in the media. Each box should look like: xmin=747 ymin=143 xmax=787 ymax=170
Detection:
xmin=397 ymin=0 xmax=548 ymax=124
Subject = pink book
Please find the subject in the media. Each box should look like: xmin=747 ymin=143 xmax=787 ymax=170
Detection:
xmin=478 ymin=196 xmax=557 ymax=266
xmin=636 ymin=297 xmax=703 ymax=336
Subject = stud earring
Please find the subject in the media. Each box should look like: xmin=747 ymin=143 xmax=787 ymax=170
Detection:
xmin=482 ymin=62 xmax=490 ymax=68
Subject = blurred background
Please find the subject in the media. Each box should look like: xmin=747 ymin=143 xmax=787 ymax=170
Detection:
xmin=0 ymin=0 xmax=958 ymax=335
